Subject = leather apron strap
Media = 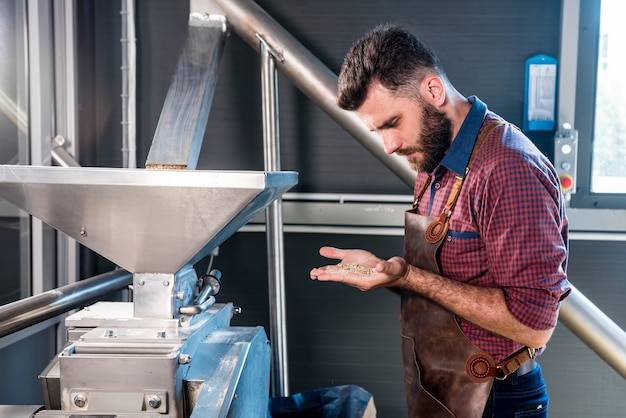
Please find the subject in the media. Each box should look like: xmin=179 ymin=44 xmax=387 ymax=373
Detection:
xmin=400 ymin=122 xmax=502 ymax=417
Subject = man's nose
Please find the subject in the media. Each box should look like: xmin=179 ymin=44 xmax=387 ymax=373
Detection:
xmin=381 ymin=132 xmax=402 ymax=155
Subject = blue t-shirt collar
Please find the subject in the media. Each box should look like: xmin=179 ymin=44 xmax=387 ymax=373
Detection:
xmin=439 ymin=96 xmax=488 ymax=178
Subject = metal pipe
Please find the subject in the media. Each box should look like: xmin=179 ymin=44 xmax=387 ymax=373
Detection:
xmin=0 ymin=269 xmax=132 ymax=338
xmin=120 ymin=0 xmax=137 ymax=168
xmin=260 ymin=36 xmax=289 ymax=397
xmin=209 ymin=0 xmax=415 ymax=188
xmin=558 ymin=284 xmax=626 ymax=378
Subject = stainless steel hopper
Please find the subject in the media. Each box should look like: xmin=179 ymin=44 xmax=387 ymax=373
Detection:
xmin=0 ymin=165 xmax=297 ymax=274
xmin=0 ymin=164 xmax=297 ymax=416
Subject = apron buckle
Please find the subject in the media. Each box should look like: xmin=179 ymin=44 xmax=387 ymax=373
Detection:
xmin=425 ymin=212 xmax=450 ymax=243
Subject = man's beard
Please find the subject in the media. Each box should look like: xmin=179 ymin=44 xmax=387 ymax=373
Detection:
xmin=400 ymin=102 xmax=452 ymax=173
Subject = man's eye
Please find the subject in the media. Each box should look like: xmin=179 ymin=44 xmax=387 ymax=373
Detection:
xmin=389 ymin=120 xmax=399 ymax=128
xmin=383 ymin=119 xmax=399 ymax=129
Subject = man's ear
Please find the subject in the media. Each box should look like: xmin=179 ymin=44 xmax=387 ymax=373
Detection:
xmin=421 ymin=76 xmax=446 ymax=107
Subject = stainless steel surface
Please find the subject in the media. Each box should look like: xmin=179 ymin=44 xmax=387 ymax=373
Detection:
xmin=64 ymin=302 xmax=204 ymax=335
xmin=0 ymin=269 xmax=132 ymax=338
xmin=134 ymin=267 xmax=197 ymax=319
xmin=0 ymin=405 xmax=43 ymax=417
xmin=28 ymin=2 xmax=57 ymax=297
xmin=145 ymin=13 xmax=227 ymax=170
xmin=204 ymin=0 xmax=415 ymax=188
xmin=559 ymin=285 xmax=626 ymax=379
xmin=260 ymin=37 xmax=289 ymax=397
xmin=35 ymin=303 xmax=270 ymax=417
xmin=0 ymin=165 xmax=297 ymax=274
xmin=41 ymin=303 xmax=235 ymax=415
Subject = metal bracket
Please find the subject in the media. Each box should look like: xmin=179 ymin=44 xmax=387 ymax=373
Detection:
xmin=51 ymin=135 xmax=80 ymax=167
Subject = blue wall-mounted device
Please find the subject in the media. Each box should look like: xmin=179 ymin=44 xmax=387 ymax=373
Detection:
xmin=523 ymin=54 xmax=558 ymax=132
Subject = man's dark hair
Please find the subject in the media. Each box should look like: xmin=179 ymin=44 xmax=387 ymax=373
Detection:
xmin=337 ymin=24 xmax=447 ymax=110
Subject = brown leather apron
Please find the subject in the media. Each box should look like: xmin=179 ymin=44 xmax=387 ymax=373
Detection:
xmin=400 ymin=123 xmax=501 ymax=417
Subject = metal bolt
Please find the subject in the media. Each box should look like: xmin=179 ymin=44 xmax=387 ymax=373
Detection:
xmin=176 ymin=291 xmax=185 ymax=300
xmin=53 ymin=135 xmax=66 ymax=146
xmin=178 ymin=353 xmax=192 ymax=364
xmin=79 ymin=227 xmax=87 ymax=237
xmin=148 ymin=395 xmax=162 ymax=409
xmin=163 ymin=280 xmax=170 ymax=287
xmin=138 ymin=279 xmax=145 ymax=286
xmin=104 ymin=330 xmax=115 ymax=338
xmin=73 ymin=393 xmax=87 ymax=408
xmin=233 ymin=306 xmax=242 ymax=314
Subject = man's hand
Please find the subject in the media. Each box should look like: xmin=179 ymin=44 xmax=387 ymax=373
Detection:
xmin=309 ymin=246 xmax=409 ymax=291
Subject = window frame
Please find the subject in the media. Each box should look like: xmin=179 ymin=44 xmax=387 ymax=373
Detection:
xmin=570 ymin=0 xmax=626 ymax=208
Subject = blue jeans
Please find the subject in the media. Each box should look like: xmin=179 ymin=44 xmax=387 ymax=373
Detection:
xmin=482 ymin=363 xmax=549 ymax=417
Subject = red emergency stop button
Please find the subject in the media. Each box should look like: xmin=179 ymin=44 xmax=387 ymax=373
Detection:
xmin=559 ymin=174 xmax=574 ymax=192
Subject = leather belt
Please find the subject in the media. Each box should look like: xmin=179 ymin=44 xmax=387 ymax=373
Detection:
xmin=512 ymin=358 xmax=537 ymax=377
xmin=467 ymin=346 xmax=537 ymax=382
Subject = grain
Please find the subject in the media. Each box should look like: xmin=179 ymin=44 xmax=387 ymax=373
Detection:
xmin=337 ymin=263 xmax=374 ymax=274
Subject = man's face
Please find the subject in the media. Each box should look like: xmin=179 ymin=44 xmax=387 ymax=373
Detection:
xmin=357 ymin=81 xmax=452 ymax=173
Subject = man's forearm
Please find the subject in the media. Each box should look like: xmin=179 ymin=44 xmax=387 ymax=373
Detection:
xmin=398 ymin=265 xmax=554 ymax=349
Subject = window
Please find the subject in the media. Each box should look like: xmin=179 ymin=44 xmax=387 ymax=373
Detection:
xmin=571 ymin=0 xmax=626 ymax=207
xmin=590 ymin=0 xmax=626 ymax=193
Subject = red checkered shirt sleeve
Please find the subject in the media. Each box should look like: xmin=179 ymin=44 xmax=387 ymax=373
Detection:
xmin=471 ymin=125 xmax=570 ymax=330
xmin=419 ymin=120 xmax=570 ymax=360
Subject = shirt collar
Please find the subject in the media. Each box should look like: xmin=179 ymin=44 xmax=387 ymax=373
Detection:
xmin=439 ymin=96 xmax=488 ymax=177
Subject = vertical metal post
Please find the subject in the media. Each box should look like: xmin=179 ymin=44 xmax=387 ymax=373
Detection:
xmin=53 ymin=0 xmax=80 ymax=292
xmin=259 ymin=35 xmax=289 ymax=397
xmin=27 ymin=0 xmax=56 ymax=296
xmin=15 ymin=0 xmax=31 ymax=302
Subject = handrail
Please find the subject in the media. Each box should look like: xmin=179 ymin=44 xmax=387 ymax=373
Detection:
xmin=0 ymin=269 xmax=132 ymax=338
xmin=558 ymin=286 xmax=626 ymax=378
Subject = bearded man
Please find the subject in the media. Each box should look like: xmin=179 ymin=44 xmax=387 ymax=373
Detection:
xmin=310 ymin=25 xmax=570 ymax=418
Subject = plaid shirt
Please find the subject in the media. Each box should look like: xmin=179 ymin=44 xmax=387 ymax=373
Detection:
xmin=412 ymin=96 xmax=570 ymax=362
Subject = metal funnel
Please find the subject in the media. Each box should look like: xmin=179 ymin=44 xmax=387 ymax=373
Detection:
xmin=0 ymin=165 xmax=297 ymax=274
